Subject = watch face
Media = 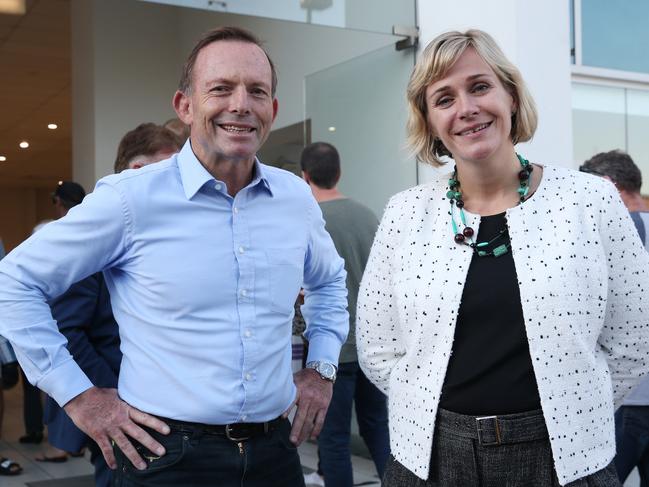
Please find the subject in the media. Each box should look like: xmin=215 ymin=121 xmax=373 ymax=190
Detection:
xmin=320 ymin=362 xmax=335 ymax=378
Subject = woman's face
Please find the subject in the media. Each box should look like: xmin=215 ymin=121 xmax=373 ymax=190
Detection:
xmin=424 ymin=48 xmax=516 ymax=165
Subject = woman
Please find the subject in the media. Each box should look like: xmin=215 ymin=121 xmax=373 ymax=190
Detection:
xmin=357 ymin=29 xmax=649 ymax=486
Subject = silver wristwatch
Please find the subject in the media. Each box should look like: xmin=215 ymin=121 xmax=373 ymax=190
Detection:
xmin=306 ymin=361 xmax=337 ymax=382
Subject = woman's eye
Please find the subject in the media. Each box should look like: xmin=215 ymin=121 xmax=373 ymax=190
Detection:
xmin=436 ymin=97 xmax=452 ymax=107
xmin=473 ymin=83 xmax=489 ymax=93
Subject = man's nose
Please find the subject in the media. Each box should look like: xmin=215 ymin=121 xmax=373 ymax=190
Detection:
xmin=229 ymin=87 xmax=251 ymax=113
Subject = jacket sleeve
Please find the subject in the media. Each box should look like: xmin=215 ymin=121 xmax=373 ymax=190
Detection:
xmin=50 ymin=275 xmax=118 ymax=388
xmin=596 ymin=182 xmax=649 ymax=409
xmin=356 ymin=195 xmax=406 ymax=394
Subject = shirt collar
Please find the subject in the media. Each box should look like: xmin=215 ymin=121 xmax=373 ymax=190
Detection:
xmin=177 ymin=140 xmax=273 ymax=199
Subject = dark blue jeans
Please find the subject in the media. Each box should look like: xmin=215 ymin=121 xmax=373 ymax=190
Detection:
xmin=112 ymin=417 xmax=305 ymax=487
xmin=615 ymin=405 xmax=649 ymax=486
xmin=317 ymin=361 xmax=390 ymax=487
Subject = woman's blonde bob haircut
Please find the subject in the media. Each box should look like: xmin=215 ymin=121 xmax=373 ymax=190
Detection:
xmin=406 ymin=29 xmax=538 ymax=166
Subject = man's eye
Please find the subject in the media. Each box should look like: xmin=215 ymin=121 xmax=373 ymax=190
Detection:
xmin=211 ymin=86 xmax=229 ymax=93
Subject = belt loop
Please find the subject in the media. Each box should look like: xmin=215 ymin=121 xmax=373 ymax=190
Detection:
xmin=475 ymin=416 xmax=501 ymax=446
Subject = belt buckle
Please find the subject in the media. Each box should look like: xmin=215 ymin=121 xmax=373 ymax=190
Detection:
xmin=225 ymin=424 xmax=250 ymax=442
xmin=475 ymin=415 xmax=501 ymax=446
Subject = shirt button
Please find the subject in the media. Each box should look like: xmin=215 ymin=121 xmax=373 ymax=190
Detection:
xmin=240 ymin=289 xmax=248 ymax=297
xmin=234 ymin=207 xmax=239 ymax=214
xmin=238 ymin=246 xmax=245 ymax=254
xmin=241 ymin=415 xmax=247 ymax=421
xmin=245 ymin=373 xmax=252 ymax=381
xmin=214 ymin=183 xmax=222 ymax=191
xmin=244 ymin=329 xmax=252 ymax=338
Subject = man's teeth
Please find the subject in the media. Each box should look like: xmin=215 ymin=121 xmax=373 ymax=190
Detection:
xmin=461 ymin=123 xmax=489 ymax=135
xmin=221 ymin=125 xmax=253 ymax=133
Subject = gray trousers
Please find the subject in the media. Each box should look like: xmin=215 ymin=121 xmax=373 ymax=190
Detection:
xmin=383 ymin=408 xmax=621 ymax=487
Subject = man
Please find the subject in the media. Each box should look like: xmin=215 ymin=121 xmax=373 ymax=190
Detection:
xmin=0 ymin=27 xmax=347 ymax=487
xmin=580 ymin=150 xmax=649 ymax=249
xmin=580 ymin=150 xmax=649 ymax=485
xmin=300 ymin=142 xmax=389 ymax=487
xmin=0 ymin=236 xmax=22 ymax=476
xmin=114 ymin=122 xmax=183 ymax=173
xmin=162 ymin=117 xmax=190 ymax=145
xmin=39 ymin=124 xmax=181 ymax=486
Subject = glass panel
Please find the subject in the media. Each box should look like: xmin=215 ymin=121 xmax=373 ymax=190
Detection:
xmin=581 ymin=0 xmax=649 ymax=73
xmin=569 ymin=0 xmax=575 ymax=64
xmin=627 ymin=89 xmax=649 ymax=195
xmin=138 ymin=0 xmax=415 ymax=35
xmin=305 ymin=44 xmax=417 ymax=217
xmin=572 ymin=83 xmax=626 ymax=166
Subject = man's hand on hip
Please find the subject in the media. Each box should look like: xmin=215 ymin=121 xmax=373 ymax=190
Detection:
xmin=63 ymin=387 xmax=170 ymax=470
xmin=286 ymin=368 xmax=333 ymax=446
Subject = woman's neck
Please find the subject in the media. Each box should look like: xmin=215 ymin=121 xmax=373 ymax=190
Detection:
xmin=454 ymin=151 xmax=541 ymax=216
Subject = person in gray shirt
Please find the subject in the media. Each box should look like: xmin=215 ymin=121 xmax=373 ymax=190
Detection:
xmin=301 ymin=142 xmax=390 ymax=487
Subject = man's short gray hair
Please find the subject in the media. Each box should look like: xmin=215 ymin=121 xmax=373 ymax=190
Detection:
xmin=579 ymin=150 xmax=642 ymax=193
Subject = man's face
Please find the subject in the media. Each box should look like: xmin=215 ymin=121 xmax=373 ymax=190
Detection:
xmin=175 ymin=40 xmax=278 ymax=166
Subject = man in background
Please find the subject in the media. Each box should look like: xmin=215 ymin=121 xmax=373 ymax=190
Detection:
xmin=114 ymin=122 xmax=182 ymax=173
xmin=301 ymin=142 xmax=389 ymax=487
xmin=580 ymin=150 xmax=649 ymax=485
xmin=580 ymin=150 xmax=649 ymax=249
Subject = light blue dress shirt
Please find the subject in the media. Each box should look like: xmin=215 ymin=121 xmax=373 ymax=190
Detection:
xmin=0 ymin=142 xmax=348 ymax=424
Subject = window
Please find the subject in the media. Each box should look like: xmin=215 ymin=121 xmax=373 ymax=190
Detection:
xmin=573 ymin=0 xmax=649 ymax=74
xmin=573 ymin=83 xmax=649 ymax=194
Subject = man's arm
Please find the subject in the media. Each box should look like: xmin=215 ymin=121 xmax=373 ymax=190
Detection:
xmin=0 ymin=180 xmax=168 ymax=470
xmin=288 ymin=193 xmax=349 ymax=445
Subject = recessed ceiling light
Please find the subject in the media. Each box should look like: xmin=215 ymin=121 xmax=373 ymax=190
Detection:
xmin=47 ymin=123 xmax=58 ymax=130
xmin=19 ymin=141 xmax=29 ymax=149
xmin=0 ymin=156 xmax=6 ymax=162
xmin=328 ymin=126 xmax=336 ymax=132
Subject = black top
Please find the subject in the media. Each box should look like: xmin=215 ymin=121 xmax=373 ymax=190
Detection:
xmin=439 ymin=212 xmax=541 ymax=415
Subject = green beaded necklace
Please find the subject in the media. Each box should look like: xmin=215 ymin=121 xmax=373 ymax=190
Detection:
xmin=447 ymin=153 xmax=533 ymax=257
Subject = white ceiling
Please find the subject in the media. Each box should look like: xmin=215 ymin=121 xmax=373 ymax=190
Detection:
xmin=0 ymin=0 xmax=71 ymax=188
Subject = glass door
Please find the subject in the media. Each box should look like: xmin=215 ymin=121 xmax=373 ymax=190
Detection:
xmin=305 ymin=44 xmax=417 ymax=216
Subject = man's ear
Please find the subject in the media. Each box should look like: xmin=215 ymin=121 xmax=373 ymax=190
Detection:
xmin=173 ymin=90 xmax=192 ymax=125
xmin=301 ymin=170 xmax=310 ymax=184
xmin=272 ymin=98 xmax=279 ymax=123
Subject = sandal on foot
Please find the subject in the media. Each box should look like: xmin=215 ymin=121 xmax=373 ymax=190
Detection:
xmin=0 ymin=457 xmax=22 ymax=475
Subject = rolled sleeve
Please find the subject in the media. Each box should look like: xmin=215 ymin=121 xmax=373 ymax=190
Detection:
xmin=301 ymin=195 xmax=349 ymax=365
xmin=0 ymin=180 xmax=129 ymax=404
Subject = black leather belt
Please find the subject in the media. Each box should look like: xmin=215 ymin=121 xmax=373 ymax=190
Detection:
xmin=161 ymin=416 xmax=284 ymax=442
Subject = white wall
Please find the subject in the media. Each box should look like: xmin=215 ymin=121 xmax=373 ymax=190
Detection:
xmin=71 ymin=0 xmax=396 ymax=186
xmin=416 ymin=0 xmax=574 ymax=171
xmin=71 ymin=0 xmax=181 ymax=189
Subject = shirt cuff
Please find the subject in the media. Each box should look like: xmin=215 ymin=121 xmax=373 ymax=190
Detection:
xmin=37 ymin=359 xmax=94 ymax=407
xmin=306 ymin=334 xmax=343 ymax=366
